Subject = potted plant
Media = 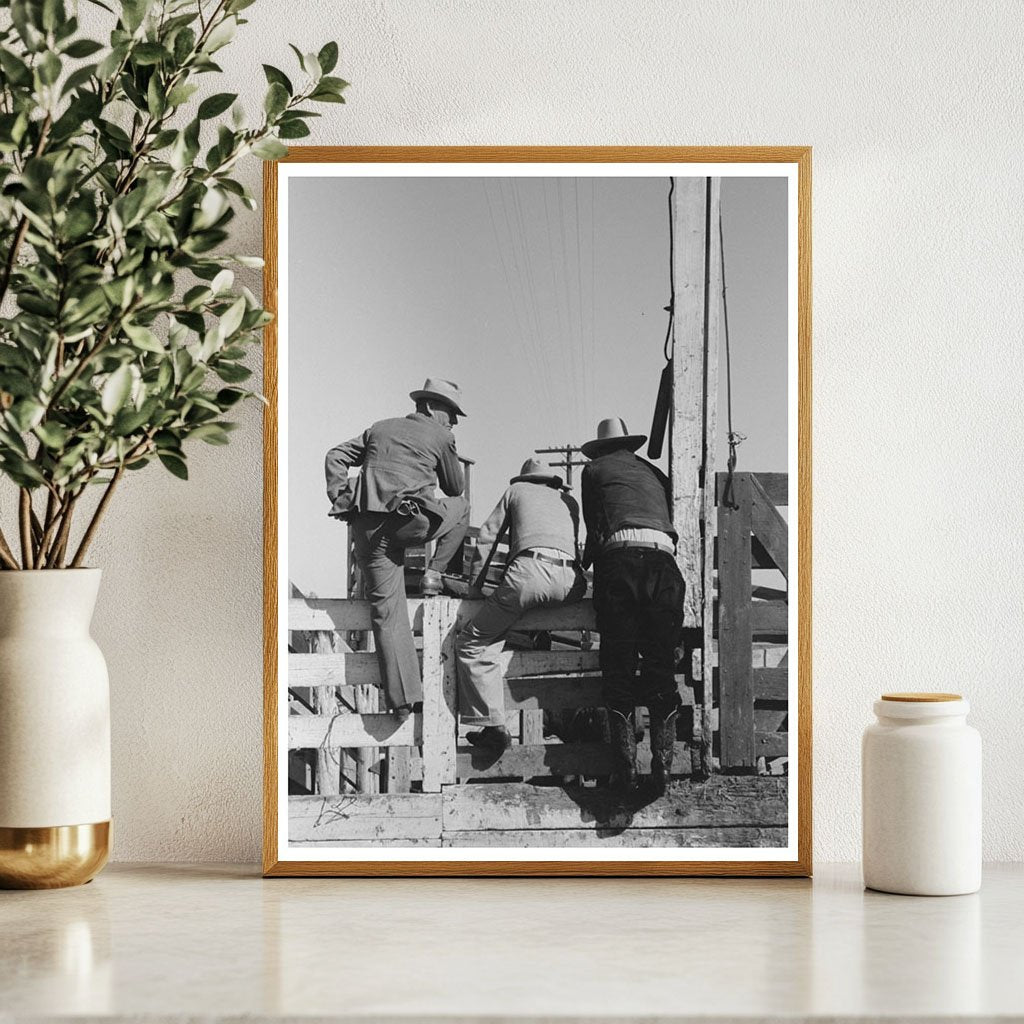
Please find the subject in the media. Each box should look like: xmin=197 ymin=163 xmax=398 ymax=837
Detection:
xmin=0 ymin=0 xmax=343 ymax=887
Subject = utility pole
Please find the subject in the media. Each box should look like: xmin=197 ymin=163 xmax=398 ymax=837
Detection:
xmin=670 ymin=175 xmax=722 ymax=779
xmin=534 ymin=444 xmax=587 ymax=487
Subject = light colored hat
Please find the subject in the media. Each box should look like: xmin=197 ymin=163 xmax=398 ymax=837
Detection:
xmin=581 ymin=417 xmax=647 ymax=459
xmin=409 ymin=377 xmax=467 ymax=416
xmin=510 ymin=457 xmax=564 ymax=488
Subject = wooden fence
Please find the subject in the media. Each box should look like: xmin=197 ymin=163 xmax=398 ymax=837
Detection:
xmin=715 ymin=470 xmax=790 ymax=771
xmin=285 ymin=471 xmax=789 ymax=846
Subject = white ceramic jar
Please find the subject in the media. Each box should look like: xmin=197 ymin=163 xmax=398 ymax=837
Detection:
xmin=862 ymin=692 xmax=981 ymax=895
xmin=0 ymin=569 xmax=111 ymax=887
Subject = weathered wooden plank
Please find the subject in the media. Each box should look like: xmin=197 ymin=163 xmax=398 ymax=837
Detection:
xmin=292 ymin=597 xmax=596 ymax=633
xmin=442 ymin=778 xmax=788 ymax=831
xmin=289 ymin=793 xmax=441 ymax=842
xmin=457 ymin=600 xmax=596 ymax=632
xmin=288 ymin=651 xmax=384 ymax=688
xmin=442 ymin=827 xmax=788 ymax=848
xmin=713 ymin=535 xmax=777 ymax=570
xmin=755 ymin=707 xmax=787 ymax=733
xmin=288 ymin=713 xmax=419 ymax=750
xmin=505 ymin=649 xmax=601 ymax=678
xmin=312 ymin=631 xmax=340 ymax=796
xmin=749 ymin=472 xmax=789 ymax=580
xmin=753 ymin=667 xmax=788 ymax=701
xmin=504 ymin=675 xmax=604 ymax=711
xmin=718 ymin=473 xmax=755 ymax=768
xmin=715 ymin=599 xmax=787 ymax=638
xmin=421 ymin=598 xmax=458 ymax=791
xmin=385 ymin=747 xmax=411 ymax=794
xmin=457 ymin=741 xmax=690 ymax=781
xmin=354 ymin=684 xmax=377 ymax=793
xmin=289 ymin=838 xmax=442 ymax=848
xmin=755 ymin=731 xmax=789 ymax=758
xmin=751 ymin=600 xmax=788 ymax=636
xmin=439 ymin=598 xmax=460 ymax=786
xmin=289 ymin=597 xmax=424 ymax=633
xmin=717 ymin=471 xmax=788 ymax=507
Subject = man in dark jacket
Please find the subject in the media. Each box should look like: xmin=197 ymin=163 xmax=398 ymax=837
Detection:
xmin=580 ymin=417 xmax=685 ymax=795
xmin=325 ymin=378 xmax=470 ymax=717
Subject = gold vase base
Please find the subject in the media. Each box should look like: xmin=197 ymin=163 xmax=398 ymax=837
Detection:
xmin=0 ymin=821 xmax=110 ymax=889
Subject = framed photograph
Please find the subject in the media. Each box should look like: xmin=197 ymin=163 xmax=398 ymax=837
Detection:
xmin=263 ymin=147 xmax=811 ymax=876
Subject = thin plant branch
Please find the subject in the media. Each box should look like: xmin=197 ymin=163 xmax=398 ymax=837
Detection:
xmin=70 ymin=465 xmax=124 ymax=568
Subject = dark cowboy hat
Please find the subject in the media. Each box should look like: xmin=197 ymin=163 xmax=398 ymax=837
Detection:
xmin=580 ymin=417 xmax=647 ymax=459
xmin=510 ymin=457 xmax=564 ymax=488
xmin=409 ymin=377 xmax=467 ymax=417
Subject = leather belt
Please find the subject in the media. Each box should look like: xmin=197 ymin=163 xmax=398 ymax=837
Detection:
xmin=519 ymin=550 xmax=578 ymax=568
xmin=603 ymin=540 xmax=674 ymax=555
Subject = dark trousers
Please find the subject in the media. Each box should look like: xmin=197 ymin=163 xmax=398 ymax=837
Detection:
xmin=349 ymin=495 xmax=469 ymax=708
xmin=592 ymin=547 xmax=685 ymax=715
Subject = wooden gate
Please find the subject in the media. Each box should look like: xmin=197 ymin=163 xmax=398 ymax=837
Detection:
xmin=286 ymin=558 xmax=788 ymax=848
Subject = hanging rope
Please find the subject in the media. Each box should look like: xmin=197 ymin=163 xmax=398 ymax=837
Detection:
xmin=663 ymin=176 xmax=676 ymax=360
xmin=719 ymin=208 xmax=745 ymax=509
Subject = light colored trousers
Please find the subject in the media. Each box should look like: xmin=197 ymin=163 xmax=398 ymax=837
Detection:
xmin=456 ymin=550 xmax=586 ymax=726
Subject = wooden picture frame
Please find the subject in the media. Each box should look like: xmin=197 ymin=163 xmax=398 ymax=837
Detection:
xmin=263 ymin=147 xmax=811 ymax=876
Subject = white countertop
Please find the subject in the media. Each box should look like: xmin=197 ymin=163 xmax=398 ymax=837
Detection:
xmin=1 ymin=862 xmax=1021 ymax=1022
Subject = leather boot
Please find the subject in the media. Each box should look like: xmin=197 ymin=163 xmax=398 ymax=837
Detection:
xmin=648 ymin=701 xmax=679 ymax=796
xmin=607 ymin=708 xmax=638 ymax=795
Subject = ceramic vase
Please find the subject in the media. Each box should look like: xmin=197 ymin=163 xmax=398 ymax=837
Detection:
xmin=0 ymin=569 xmax=111 ymax=888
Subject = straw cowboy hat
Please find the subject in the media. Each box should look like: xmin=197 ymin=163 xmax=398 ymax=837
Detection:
xmin=409 ymin=377 xmax=468 ymax=416
xmin=581 ymin=417 xmax=648 ymax=459
xmin=509 ymin=457 xmax=564 ymax=488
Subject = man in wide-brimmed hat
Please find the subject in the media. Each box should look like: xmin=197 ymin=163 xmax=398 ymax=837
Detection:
xmin=325 ymin=378 xmax=470 ymax=717
xmin=456 ymin=457 xmax=587 ymax=754
xmin=580 ymin=417 xmax=685 ymax=795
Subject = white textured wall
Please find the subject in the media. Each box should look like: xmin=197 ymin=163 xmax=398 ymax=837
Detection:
xmin=80 ymin=1 xmax=1024 ymax=862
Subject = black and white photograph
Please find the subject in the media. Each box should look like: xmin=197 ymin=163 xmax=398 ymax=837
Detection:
xmin=265 ymin=149 xmax=810 ymax=874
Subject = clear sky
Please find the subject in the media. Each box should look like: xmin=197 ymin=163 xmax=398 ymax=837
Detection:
xmin=286 ymin=175 xmax=788 ymax=598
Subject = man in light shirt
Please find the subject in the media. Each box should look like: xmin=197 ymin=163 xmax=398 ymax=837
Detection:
xmin=457 ymin=458 xmax=587 ymax=754
xmin=580 ymin=418 xmax=685 ymax=796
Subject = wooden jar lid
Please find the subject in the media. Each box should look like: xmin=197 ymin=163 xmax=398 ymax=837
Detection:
xmin=881 ymin=692 xmax=962 ymax=702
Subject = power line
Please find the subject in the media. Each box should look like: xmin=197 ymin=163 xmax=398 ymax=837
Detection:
xmin=535 ymin=443 xmax=587 ymax=488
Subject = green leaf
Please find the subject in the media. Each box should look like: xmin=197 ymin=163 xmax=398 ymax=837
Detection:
xmin=198 ymin=91 xmax=236 ymax=119
xmin=123 ymin=322 xmax=164 ymax=353
xmin=101 ymin=365 xmax=133 ymax=414
xmin=189 ymin=422 xmax=231 ymax=445
xmin=132 ymin=42 xmax=168 ymax=66
xmin=61 ymin=62 xmax=97 ymax=96
xmin=63 ymin=38 xmax=104 ymax=58
xmin=121 ymin=0 xmax=154 ymax=33
xmin=158 ymin=452 xmax=188 ymax=479
xmin=218 ymin=296 xmax=246 ymax=339
xmin=262 ymin=64 xmax=292 ymax=95
xmin=9 ymin=399 xmax=45 ymax=432
xmin=34 ymin=421 xmax=70 ymax=449
xmin=203 ymin=16 xmax=236 ymax=53
xmin=278 ymin=120 xmax=310 ymax=140
xmin=173 ymin=26 xmax=196 ymax=65
xmin=251 ymin=137 xmax=287 ymax=160
xmin=264 ymin=81 xmax=288 ymax=117
xmin=210 ymin=269 xmax=233 ymax=294
xmin=38 ymin=51 xmax=62 ymax=86
xmin=318 ymin=41 xmax=339 ymax=75
xmin=318 ymin=76 xmax=349 ymax=93
xmin=215 ymin=362 xmax=251 ymax=383
xmin=166 ymin=82 xmax=199 ymax=107
xmin=147 ymin=74 xmax=166 ymax=117
xmin=0 ymin=50 xmax=33 ymax=86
